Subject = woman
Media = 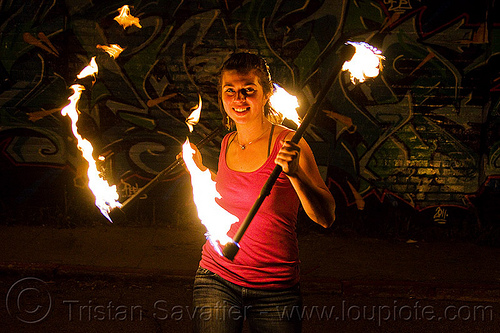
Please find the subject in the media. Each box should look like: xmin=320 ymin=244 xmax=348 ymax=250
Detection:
xmin=191 ymin=52 xmax=336 ymax=332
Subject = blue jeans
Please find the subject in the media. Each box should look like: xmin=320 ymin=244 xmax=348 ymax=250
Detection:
xmin=192 ymin=267 xmax=302 ymax=333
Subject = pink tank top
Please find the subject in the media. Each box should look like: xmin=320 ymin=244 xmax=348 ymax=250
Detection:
xmin=199 ymin=128 xmax=300 ymax=289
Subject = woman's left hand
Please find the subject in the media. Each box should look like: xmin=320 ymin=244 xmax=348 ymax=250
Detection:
xmin=275 ymin=140 xmax=301 ymax=176
xmin=275 ymin=135 xmax=336 ymax=228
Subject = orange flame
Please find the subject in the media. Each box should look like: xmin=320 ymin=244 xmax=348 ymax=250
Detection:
xmin=182 ymin=138 xmax=238 ymax=255
xmin=269 ymin=84 xmax=301 ymax=126
xmin=182 ymin=95 xmax=238 ymax=255
xmin=61 ymin=85 xmax=122 ymax=221
xmin=97 ymin=44 xmax=124 ymax=59
xmin=114 ymin=5 xmax=142 ymax=29
xmin=185 ymin=95 xmax=202 ymax=132
xmin=77 ymin=57 xmax=98 ymax=79
xmin=342 ymin=41 xmax=384 ymax=84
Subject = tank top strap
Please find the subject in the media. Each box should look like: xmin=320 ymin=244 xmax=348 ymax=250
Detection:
xmin=220 ymin=131 xmax=236 ymax=159
xmin=271 ymin=128 xmax=293 ymax=154
xmin=267 ymin=125 xmax=275 ymax=157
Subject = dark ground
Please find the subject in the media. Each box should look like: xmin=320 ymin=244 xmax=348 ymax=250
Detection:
xmin=0 ymin=274 xmax=498 ymax=332
xmin=0 ymin=221 xmax=499 ymax=332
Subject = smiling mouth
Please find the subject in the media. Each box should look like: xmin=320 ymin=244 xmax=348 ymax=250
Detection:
xmin=233 ymin=107 xmax=250 ymax=112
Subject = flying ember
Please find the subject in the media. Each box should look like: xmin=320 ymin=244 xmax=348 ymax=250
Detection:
xmin=342 ymin=41 xmax=384 ymax=84
xmin=269 ymin=84 xmax=301 ymax=126
xmin=114 ymin=5 xmax=142 ymax=29
xmin=61 ymin=85 xmax=122 ymax=222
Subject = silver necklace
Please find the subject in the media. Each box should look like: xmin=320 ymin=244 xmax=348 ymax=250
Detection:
xmin=236 ymin=128 xmax=268 ymax=150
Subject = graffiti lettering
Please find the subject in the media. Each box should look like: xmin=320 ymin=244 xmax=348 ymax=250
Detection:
xmin=120 ymin=180 xmax=147 ymax=200
xmin=433 ymin=207 xmax=448 ymax=224
xmin=384 ymin=0 xmax=412 ymax=12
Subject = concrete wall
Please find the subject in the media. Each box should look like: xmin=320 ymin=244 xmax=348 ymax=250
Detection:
xmin=0 ymin=0 xmax=498 ymax=242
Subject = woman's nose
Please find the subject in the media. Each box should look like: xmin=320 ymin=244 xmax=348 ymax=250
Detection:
xmin=235 ymin=90 xmax=246 ymax=101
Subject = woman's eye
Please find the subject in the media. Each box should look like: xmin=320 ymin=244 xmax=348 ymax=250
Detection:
xmin=245 ymin=88 xmax=255 ymax=94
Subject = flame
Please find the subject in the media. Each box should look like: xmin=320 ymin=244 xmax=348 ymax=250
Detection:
xmin=97 ymin=44 xmax=124 ymax=59
xmin=114 ymin=5 xmax=142 ymax=29
xmin=182 ymin=138 xmax=238 ymax=255
xmin=185 ymin=95 xmax=202 ymax=132
xmin=77 ymin=57 xmax=98 ymax=79
xmin=182 ymin=95 xmax=237 ymax=255
xmin=269 ymin=84 xmax=301 ymax=126
xmin=342 ymin=41 xmax=384 ymax=84
xmin=61 ymin=85 xmax=122 ymax=221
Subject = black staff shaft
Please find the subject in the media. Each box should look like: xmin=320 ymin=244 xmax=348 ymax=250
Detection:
xmin=223 ymin=44 xmax=355 ymax=260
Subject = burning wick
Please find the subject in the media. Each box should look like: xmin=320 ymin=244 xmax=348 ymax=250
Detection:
xmin=342 ymin=41 xmax=384 ymax=84
xmin=61 ymin=85 xmax=122 ymax=221
xmin=114 ymin=5 xmax=142 ymax=29
xmin=270 ymin=84 xmax=301 ymax=126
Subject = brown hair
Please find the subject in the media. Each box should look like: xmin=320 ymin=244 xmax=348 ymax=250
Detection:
xmin=218 ymin=52 xmax=282 ymax=129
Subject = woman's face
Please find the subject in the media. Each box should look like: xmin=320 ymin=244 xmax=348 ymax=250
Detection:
xmin=221 ymin=69 xmax=268 ymax=127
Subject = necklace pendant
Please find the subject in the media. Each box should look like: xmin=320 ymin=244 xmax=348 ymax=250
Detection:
xmin=240 ymin=145 xmax=246 ymax=150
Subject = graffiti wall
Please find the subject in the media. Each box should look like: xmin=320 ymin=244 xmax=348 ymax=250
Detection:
xmin=0 ymin=1 xmax=498 ymax=242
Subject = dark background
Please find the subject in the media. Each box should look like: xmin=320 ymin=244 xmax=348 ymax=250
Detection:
xmin=0 ymin=0 xmax=499 ymax=245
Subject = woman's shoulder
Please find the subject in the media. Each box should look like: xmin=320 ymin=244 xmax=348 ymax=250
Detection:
xmin=268 ymin=125 xmax=294 ymax=154
xmin=223 ymin=130 xmax=237 ymax=139
xmin=273 ymin=124 xmax=295 ymax=140
xmin=222 ymin=130 xmax=237 ymax=143
xmin=272 ymin=124 xmax=312 ymax=150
